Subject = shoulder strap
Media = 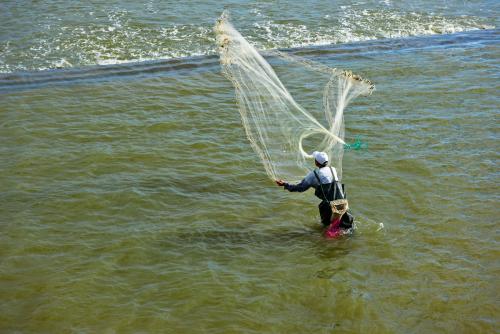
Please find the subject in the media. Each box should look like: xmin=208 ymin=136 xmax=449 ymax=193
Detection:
xmin=313 ymin=170 xmax=326 ymax=201
xmin=330 ymin=167 xmax=346 ymax=199
xmin=313 ymin=169 xmax=321 ymax=184
xmin=329 ymin=167 xmax=338 ymax=181
xmin=328 ymin=167 xmax=336 ymax=199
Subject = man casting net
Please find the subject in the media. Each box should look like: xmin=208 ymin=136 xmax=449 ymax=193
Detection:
xmin=215 ymin=13 xmax=374 ymax=236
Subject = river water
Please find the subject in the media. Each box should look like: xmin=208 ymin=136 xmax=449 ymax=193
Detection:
xmin=1 ymin=1 xmax=499 ymax=333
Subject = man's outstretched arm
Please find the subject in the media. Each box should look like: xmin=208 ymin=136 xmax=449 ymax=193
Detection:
xmin=276 ymin=178 xmax=312 ymax=192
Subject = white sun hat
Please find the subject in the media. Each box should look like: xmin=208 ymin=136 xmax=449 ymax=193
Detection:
xmin=312 ymin=151 xmax=328 ymax=165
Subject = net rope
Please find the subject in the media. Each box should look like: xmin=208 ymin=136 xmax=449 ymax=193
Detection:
xmin=215 ymin=12 xmax=374 ymax=182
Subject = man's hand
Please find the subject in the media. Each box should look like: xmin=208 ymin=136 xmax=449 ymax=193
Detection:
xmin=275 ymin=179 xmax=286 ymax=186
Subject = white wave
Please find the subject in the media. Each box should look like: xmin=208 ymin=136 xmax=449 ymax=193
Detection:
xmin=0 ymin=8 xmax=494 ymax=73
xmin=248 ymin=9 xmax=494 ymax=50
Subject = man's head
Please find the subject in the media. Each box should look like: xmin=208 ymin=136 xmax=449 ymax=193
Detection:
xmin=313 ymin=151 xmax=329 ymax=167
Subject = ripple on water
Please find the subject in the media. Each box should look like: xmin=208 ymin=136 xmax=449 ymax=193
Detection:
xmin=1 ymin=27 xmax=499 ymax=332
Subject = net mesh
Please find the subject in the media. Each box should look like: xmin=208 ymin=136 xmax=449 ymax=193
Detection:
xmin=215 ymin=13 xmax=374 ymax=182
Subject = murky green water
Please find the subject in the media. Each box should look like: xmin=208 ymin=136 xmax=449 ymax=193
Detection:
xmin=1 ymin=1 xmax=499 ymax=333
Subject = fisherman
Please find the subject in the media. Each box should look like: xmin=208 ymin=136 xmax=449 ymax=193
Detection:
xmin=275 ymin=151 xmax=353 ymax=235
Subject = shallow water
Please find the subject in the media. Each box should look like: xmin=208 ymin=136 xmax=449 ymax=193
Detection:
xmin=1 ymin=2 xmax=499 ymax=333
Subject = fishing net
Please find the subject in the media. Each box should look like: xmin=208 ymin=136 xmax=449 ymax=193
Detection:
xmin=215 ymin=13 xmax=374 ymax=182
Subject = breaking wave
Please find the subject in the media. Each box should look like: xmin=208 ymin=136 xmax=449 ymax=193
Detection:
xmin=0 ymin=5 xmax=494 ymax=73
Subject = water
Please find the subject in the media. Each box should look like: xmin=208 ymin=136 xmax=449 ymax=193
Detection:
xmin=1 ymin=1 xmax=498 ymax=73
xmin=1 ymin=1 xmax=499 ymax=333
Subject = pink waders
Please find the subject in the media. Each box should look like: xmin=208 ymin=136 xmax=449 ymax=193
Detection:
xmin=324 ymin=217 xmax=342 ymax=238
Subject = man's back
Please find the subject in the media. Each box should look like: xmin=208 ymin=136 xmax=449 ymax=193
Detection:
xmin=304 ymin=166 xmax=338 ymax=189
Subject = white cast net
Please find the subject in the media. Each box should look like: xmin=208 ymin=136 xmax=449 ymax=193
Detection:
xmin=215 ymin=13 xmax=374 ymax=182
